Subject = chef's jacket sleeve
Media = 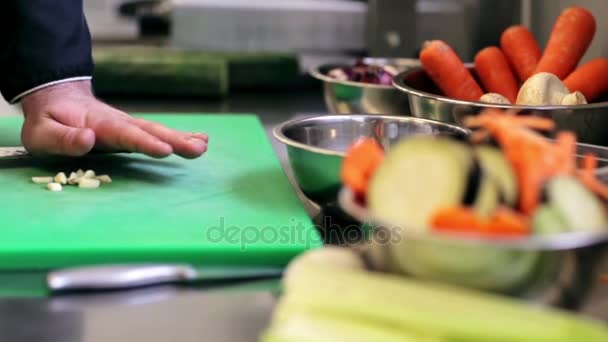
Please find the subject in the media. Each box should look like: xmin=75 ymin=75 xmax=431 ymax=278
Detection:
xmin=0 ymin=0 xmax=94 ymax=104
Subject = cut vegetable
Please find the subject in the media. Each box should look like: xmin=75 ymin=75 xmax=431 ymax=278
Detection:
xmin=47 ymin=182 xmax=62 ymax=192
xmin=368 ymin=137 xmax=473 ymax=231
xmin=533 ymin=205 xmax=570 ymax=234
xmin=68 ymin=172 xmax=79 ymax=185
xmin=341 ymin=138 xmax=384 ymax=195
xmin=473 ymin=173 xmax=500 ymax=217
xmin=475 ymin=146 xmax=518 ymax=206
xmin=276 ymin=262 xmax=608 ymax=342
xmin=54 ymin=172 xmax=67 ymax=185
xmin=83 ymin=170 xmax=96 ymax=179
xmin=96 ymin=175 xmax=113 ymax=183
xmin=78 ymin=178 xmax=101 ymax=189
xmin=32 ymin=177 xmax=53 ymax=184
xmin=546 ymin=176 xmax=608 ymax=232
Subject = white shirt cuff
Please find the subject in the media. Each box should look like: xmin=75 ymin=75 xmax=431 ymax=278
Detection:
xmin=10 ymin=76 xmax=93 ymax=104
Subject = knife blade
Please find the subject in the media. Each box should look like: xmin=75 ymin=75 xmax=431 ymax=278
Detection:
xmin=47 ymin=264 xmax=284 ymax=292
xmin=0 ymin=146 xmax=29 ymax=159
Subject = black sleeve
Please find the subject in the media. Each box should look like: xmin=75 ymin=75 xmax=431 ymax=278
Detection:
xmin=0 ymin=0 xmax=94 ymax=103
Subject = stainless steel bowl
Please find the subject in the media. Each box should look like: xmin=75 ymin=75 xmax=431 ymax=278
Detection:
xmin=393 ymin=66 xmax=608 ymax=146
xmin=310 ymin=58 xmax=421 ymax=115
xmin=339 ymin=187 xmax=608 ymax=309
xmin=273 ymin=115 xmax=469 ymax=214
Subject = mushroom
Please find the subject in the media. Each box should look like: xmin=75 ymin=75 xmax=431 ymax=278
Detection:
xmin=516 ymin=72 xmax=571 ymax=106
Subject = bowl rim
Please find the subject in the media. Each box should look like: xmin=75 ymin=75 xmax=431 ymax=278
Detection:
xmin=338 ymin=187 xmax=608 ymax=251
xmin=393 ymin=66 xmax=608 ymax=110
xmin=272 ymin=114 xmax=471 ymax=158
xmin=309 ymin=57 xmax=421 ymax=90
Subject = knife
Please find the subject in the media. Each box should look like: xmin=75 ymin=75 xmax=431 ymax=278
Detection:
xmin=47 ymin=264 xmax=284 ymax=292
xmin=0 ymin=146 xmax=29 ymax=159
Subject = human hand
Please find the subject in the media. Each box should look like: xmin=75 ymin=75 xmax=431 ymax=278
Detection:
xmin=20 ymin=80 xmax=208 ymax=158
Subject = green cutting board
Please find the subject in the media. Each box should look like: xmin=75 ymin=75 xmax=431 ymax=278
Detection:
xmin=0 ymin=114 xmax=322 ymax=270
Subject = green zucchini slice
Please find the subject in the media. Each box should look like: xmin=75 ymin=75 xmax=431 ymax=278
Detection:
xmin=546 ymin=176 xmax=608 ymax=233
xmin=475 ymin=146 xmax=518 ymax=207
xmin=368 ymin=137 xmax=473 ymax=231
xmin=533 ymin=205 xmax=570 ymax=234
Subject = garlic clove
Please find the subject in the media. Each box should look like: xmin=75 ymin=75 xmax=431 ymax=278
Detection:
xmin=47 ymin=182 xmax=63 ymax=192
xmin=76 ymin=169 xmax=84 ymax=177
xmin=32 ymin=176 xmax=53 ymax=184
xmin=83 ymin=170 xmax=96 ymax=179
xmin=96 ymin=175 xmax=112 ymax=183
xmin=68 ymin=172 xmax=79 ymax=185
xmin=79 ymin=178 xmax=100 ymax=189
xmin=54 ymin=172 xmax=68 ymax=185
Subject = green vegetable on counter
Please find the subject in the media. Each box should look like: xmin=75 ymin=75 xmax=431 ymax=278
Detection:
xmin=263 ymin=248 xmax=608 ymax=342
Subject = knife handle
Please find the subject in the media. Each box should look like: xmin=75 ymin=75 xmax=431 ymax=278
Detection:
xmin=47 ymin=264 xmax=198 ymax=291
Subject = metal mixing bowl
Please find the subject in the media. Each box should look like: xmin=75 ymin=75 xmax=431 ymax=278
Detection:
xmin=339 ymin=187 xmax=608 ymax=309
xmin=393 ymin=66 xmax=608 ymax=146
xmin=272 ymin=115 xmax=469 ymax=215
xmin=310 ymin=58 xmax=420 ymax=115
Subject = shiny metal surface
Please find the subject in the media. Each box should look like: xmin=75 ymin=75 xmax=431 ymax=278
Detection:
xmin=393 ymin=67 xmax=608 ymax=146
xmin=310 ymin=58 xmax=420 ymax=115
xmin=340 ymin=187 xmax=608 ymax=309
xmin=273 ymin=114 xmax=469 ymax=212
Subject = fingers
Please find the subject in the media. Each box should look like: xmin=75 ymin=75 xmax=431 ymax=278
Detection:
xmin=21 ymin=117 xmax=95 ymax=156
xmin=133 ymin=118 xmax=208 ymax=159
xmin=93 ymin=118 xmax=173 ymax=158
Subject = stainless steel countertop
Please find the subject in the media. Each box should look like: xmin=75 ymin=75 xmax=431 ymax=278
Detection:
xmin=1 ymin=91 xmax=607 ymax=341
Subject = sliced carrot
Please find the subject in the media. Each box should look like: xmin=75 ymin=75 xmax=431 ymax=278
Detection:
xmin=500 ymin=25 xmax=542 ymax=82
xmin=420 ymin=40 xmax=484 ymax=101
xmin=430 ymin=206 xmax=530 ymax=237
xmin=553 ymin=131 xmax=577 ymax=175
xmin=474 ymin=47 xmax=520 ymax=102
xmin=341 ymin=138 xmax=384 ymax=195
xmin=564 ymin=58 xmax=608 ymax=102
xmin=534 ymin=7 xmax=596 ymax=79
xmin=430 ymin=206 xmax=486 ymax=233
xmin=488 ymin=207 xmax=531 ymax=236
xmin=579 ymin=153 xmax=608 ymax=200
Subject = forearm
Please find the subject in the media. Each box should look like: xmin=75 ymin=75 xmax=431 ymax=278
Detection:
xmin=0 ymin=0 xmax=94 ymax=104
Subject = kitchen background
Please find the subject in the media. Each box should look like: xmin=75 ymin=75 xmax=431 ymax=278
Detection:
xmin=1 ymin=0 xmax=606 ymax=116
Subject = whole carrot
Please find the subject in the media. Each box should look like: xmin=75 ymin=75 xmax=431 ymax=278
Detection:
xmin=474 ymin=47 xmax=519 ymax=103
xmin=564 ymin=58 xmax=608 ymax=102
xmin=420 ymin=40 xmax=484 ymax=101
xmin=500 ymin=25 xmax=542 ymax=82
xmin=534 ymin=6 xmax=596 ymax=79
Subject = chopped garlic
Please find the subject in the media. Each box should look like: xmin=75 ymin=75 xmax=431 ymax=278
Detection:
xmin=79 ymin=178 xmax=100 ymax=189
xmin=32 ymin=176 xmax=53 ymax=184
xmin=96 ymin=175 xmax=112 ymax=183
xmin=47 ymin=182 xmax=63 ymax=192
xmin=54 ymin=172 xmax=67 ymax=185
xmin=68 ymin=172 xmax=79 ymax=185
xmin=83 ymin=170 xmax=96 ymax=179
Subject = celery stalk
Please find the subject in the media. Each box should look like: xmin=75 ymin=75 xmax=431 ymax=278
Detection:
xmin=277 ymin=265 xmax=608 ymax=342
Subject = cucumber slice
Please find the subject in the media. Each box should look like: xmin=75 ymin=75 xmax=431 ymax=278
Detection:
xmin=368 ymin=137 xmax=473 ymax=231
xmin=546 ymin=176 xmax=608 ymax=233
xmin=473 ymin=172 xmax=500 ymax=217
xmin=475 ymin=146 xmax=518 ymax=206
xmin=533 ymin=205 xmax=570 ymax=234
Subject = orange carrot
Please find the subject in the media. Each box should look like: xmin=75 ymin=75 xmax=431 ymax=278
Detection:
xmin=489 ymin=207 xmax=531 ymax=236
xmin=420 ymin=40 xmax=484 ymax=101
xmin=579 ymin=153 xmax=608 ymax=200
xmin=341 ymin=138 xmax=384 ymax=195
xmin=534 ymin=7 xmax=596 ymax=79
xmin=474 ymin=47 xmax=520 ymax=103
xmin=564 ymin=58 xmax=608 ymax=102
xmin=431 ymin=206 xmax=530 ymax=237
xmin=500 ymin=25 xmax=542 ymax=82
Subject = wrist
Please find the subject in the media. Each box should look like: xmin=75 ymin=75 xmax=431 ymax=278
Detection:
xmin=22 ymin=80 xmax=94 ymax=115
